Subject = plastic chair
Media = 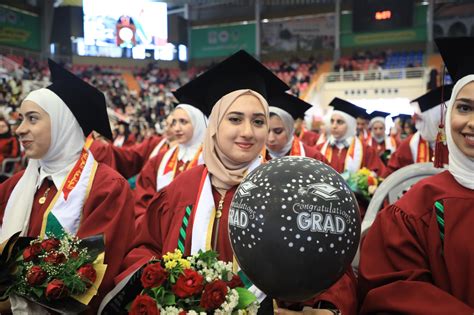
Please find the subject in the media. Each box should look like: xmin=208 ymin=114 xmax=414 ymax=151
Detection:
xmin=351 ymin=163 xmax=446 ymax=274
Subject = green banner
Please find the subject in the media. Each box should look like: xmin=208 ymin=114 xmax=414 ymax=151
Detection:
xmin=340 ymin=5 xmax=427 ymax=48
xmin=0 ymin=6 xmax=40 ymax=51
xmin=190 ymin=23 xmax=256 ymax=59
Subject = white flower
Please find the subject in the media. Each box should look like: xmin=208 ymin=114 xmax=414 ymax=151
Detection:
xmin=160 ymin=306 xmax=181 ymax=315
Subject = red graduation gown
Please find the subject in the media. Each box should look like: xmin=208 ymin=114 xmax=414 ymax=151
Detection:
xmin=120 ymin=165 xmax=357 ymax=314
xmin=0 ymin=136 xmax=20 ymax=164
xmin=382 ymin=134 xmax=434 ymax=178
xmin=298 ymin=130 xmax=320 ymax=147
xmin=265 ymin=143 xmax=329 ymax=164
xmin=316 ymin=141 xmax=386 ymax=176
xmin=134 ymin=149 xmax=188 ymax=222
xmin=359 ymin=171 xmax=474 ymax=314
xmin=90 ymin=135 xmax=164 ymax=179
xmin=0 ymin=163 xmax=136 ymax=314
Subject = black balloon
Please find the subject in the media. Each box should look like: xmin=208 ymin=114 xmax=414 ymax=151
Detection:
xmin=228 ymin=156 xmax=361 ymax=301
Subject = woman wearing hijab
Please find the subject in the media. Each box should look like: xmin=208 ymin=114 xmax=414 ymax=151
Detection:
xmin=382 ymin=85 xmax=453 ymax=177
xmin=366 ymin=111 xmax=397 ymax=163
xmin=265 ymin=93 xmax=327 ymax=162
xmin=316 ymin=98 xmax=385 ymax=177
xmin=0 ymin=60 xmax=136 ymax=313
xmin=116 ymin=51 xmax=357 ymax=315
xmin=0 ymin=117 xmax=20 ymax=169
xmin=134 ymin=104 xmax=207 ymax=221
xmin=90 ymin=112 xmax=176 ymax=180
xmin=359 ymin=37 xmax=474 ymax=314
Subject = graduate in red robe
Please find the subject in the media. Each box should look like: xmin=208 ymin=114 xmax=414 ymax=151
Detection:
xmin=134 ymin=104 xmax=207 ymax=221
xmin=382 ymin=84 xmax=453 ymax=177
xmin=0 ymin=117 xmax=20 ymax=167
xmin=316 ymin=98 xmax=386 ymax=177
xmin=90 ymin=113 xmax=178 ymax=179
xmin=366 ymin=111 xmax=397 ymax=164
xmin=0 ymin=60 xmax=136 ymax=314
xmin=295 ymin=118 xmax=320 ymax=147
xmin=359 ymin=37 xmax=474 ymax=314
xmin=265 ymin=93 xmax=328 ymax=163
xmin=118 ymin=51 xmax=357 ymax=315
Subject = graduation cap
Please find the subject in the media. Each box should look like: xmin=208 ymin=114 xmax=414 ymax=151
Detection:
xmin=329 ymin=97 xmax=368 ymax=119
xmin=411 ymin=84 xmax=453 ymax=113
xmin=268 ymin=92 xmax=312 ymax=119
xmin=391 ymin=113 xmax=412 ymax=122
xmin=173 ymin=50 xmax=289 ymax=116
xmin=46 ymin=59 xmax=113 ymax=140
xmin=435 ymin=37 xmax=474 ymax=83
xmin=368 ymin=110 xmax=390 ymax=120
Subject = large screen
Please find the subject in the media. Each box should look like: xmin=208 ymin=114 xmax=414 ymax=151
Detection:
xmin=82 ymin=0 xmax=168 ymax=59
xmin=352 ymin=0 xmax=414 ymax=33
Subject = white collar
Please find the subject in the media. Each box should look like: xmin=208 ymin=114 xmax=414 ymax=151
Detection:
xmin=35 ymin=162 xmax=75 ymax=190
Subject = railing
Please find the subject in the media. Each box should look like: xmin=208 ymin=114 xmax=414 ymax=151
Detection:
xmin=323 ymin=67 xmax=427 ymax=83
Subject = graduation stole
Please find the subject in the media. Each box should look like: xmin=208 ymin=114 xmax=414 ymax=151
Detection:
xmin=409 ymin=132 xmax=430 ymax=163
xmin=386 ymin=136 xmax=397 ymax=153
xmin=297 ymin=126 xmax=306 ymax=140
xmin=321 ymin=137 xmax=364 ymax=173
xmin=182 ymin=156 xmax=266 ymax=302
xmin=156 ymin=145 xmax=203 ymax=192
xmin=264 ymin=137 xmax=305 ymax=159
xmin=149 ymin=138 xmax=169 ymax=160
xmin=40 ymin=135 xmax=98 ymax=238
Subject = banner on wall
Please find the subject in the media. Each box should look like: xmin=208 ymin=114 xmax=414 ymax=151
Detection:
xmin=0 ymin=6 xmax=40 ymax=51
xmin=190 ymin=23 xmax=256 ymax=59
xmin=261 ymin=14 xmax=335 ymax=53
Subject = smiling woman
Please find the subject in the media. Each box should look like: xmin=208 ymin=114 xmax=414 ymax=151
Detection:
xmin=358 ymin=36 xmax=474 ymax=315
xmin=16 ymin=101 xmax=52 ymax=159
xmin=0 ymin=59 xmax=136 ymax=313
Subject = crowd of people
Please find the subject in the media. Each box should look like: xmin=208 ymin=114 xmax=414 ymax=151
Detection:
xmin=0 ymin=36 xmax=472 ymax=315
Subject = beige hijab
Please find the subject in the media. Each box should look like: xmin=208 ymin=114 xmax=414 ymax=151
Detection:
xmin=203 ymin=89 xmax=269 ymax=193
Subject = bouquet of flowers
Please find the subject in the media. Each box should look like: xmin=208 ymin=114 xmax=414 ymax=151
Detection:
xmin=342 ymin=168 xmax=381 ymax=202
xmin=1 ymin=232 xmax=106 ymax=313
xmin=128 ymin=249 xmax=259 ymax=315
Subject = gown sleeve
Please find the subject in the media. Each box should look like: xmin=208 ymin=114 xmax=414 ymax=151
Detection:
xmin=359 ymin=204 xmax=474 ymax=314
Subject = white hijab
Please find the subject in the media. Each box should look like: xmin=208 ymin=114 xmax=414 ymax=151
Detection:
xmin=175 ymin=104 xmax=207 ymax=162
xmin=413 ymin=103 xmax=442 ymax=142
xmin=1 ymin=88 xmax=85 ymax=242
xmin=369 ymin=117 xmax=386 ymax=143
xmin=446 ymin=75 xmax=474 ymax=190
xmin=268 ymin=106 xmax=295 ymax=158
xmin=328 ymin=110 xmax=357 ymax=146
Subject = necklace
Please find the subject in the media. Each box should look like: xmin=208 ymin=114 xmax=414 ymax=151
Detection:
xmin=39 ymin=187 xmax=51 ymax=205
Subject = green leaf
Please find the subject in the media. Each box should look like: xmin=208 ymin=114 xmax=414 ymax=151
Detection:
xmin=151 ymin=286 xmax=164 ymax=300
xmin=163 ymin=292 xmax=176 ymax=306
xmin=235 ymin=287 xmax=257 ymax=310
xmin=31 ymin=286 xmax=44 ymax=299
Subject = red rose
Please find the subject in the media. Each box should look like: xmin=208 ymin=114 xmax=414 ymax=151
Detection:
xmin=23 ymin=243 xmax=42 ymax=262
xmin=200 ymin=280 xmax=228 ymax=311
xmin=26 ymin=266 xmax=48 ymax=285
xmin=77 ymin=264 xmax=97 ymax=287
xmin=45 ymin=279 xmax=68 ymax=300
xmin=172 ymin=269 xmax=204 ymax=298
xmin=367 ymin=176 xmax=376 ymax=186
xmin=70 ymin=251 xmax=79 ymax=259
xmin=43 ymin=252 xmax=66 ymax=265
xmin=41 ymin=238 xmax=60 ymax=252
xmin=140 ymin=262 xmax=167 ymax=289
xmin=129 ymin=294 xmax=160 ymax=315
xmin=227 ymin=274 xmax=244 ymax=289
xmin=178 ymin=312 xmax=186 ymax=315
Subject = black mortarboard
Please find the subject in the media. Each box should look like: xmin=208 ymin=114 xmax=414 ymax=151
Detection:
xmin=391 ymin=113 xmax=412 ymax=121
xmin=435 ymin=37 xmax=474 ymax=83
xmin=46 ymin=59 xmax=113 ymax=140
xmin=411 ymin=84 xmax=453 ymax=113
xmin=329 ymin=97 xmax=368 ymax=119
xmin=268 ymin=92 xmax=312 ymax=119
xmin=173 ymin=50 xmax=289 ymax=116
xmin=368 ymin=110 xmax=390 ymax=120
